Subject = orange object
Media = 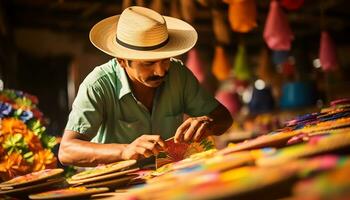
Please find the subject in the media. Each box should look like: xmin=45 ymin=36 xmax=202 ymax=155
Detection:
xmin=212 ymin=46 xmax=232 ymax=81
xmin=224 ymin=0 xmax=257 ymax=33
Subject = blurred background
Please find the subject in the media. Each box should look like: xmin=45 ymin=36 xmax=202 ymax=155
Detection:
xmin=0 ymin=0 xmax=350 ymax=142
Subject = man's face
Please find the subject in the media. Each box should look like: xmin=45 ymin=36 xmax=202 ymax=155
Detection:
xmin=121 ymin=58 xmax=170 ymax=88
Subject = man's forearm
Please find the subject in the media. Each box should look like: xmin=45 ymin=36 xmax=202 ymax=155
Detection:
xmin=208 ymin=104 xmax=233 ymax=136
xmin=59 ymin=138 xmax=127 ymax=167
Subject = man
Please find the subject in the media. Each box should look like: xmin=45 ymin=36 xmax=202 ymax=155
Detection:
xmin=59 ymin=6 xmax=232 ymax=167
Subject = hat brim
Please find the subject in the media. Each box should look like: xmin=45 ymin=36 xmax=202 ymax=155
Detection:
xmin=89 ymin=15 xmax=198 ymax=60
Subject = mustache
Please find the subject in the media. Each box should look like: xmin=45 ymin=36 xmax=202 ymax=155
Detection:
xmin=146 ymin=72 xmax=168 ymax=81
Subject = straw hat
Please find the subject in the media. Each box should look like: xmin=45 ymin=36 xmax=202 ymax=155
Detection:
xmin=89 ymin=6 xmax=198 ymax=60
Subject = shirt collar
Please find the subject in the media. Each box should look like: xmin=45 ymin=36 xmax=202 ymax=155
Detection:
xmin=114 ymin=59 xmax=132 ymax=99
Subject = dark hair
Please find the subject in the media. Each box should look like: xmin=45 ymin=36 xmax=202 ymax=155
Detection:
xmin=127 ymin=60 xmax=132 ymax=67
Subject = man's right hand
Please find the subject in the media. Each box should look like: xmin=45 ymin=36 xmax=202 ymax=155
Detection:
xmin=121 ymin=135 xmax=166 ymax=160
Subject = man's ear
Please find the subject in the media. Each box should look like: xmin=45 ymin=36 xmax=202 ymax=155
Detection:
xmin=116 ymin=58 xmax=127 ymax=68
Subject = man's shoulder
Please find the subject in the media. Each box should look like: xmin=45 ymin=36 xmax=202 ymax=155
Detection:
xmin=169 ymin=58 xmax=193 ymax=77
xmin=81 ymin=59 xmax=117 ymax=87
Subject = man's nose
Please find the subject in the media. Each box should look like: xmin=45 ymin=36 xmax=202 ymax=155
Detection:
xmin=154 ymin=62 xmax=167 ymax=76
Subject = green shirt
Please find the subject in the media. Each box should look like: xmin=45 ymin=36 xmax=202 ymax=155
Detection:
xmin=65 ymin=58 xmax=219 ymax=144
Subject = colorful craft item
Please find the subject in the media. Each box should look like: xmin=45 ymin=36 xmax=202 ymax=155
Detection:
xmin=330 ymin=98 xmax=350 ymax=107
xmin=256 ymin=48 xmax=274 ymax=84
xmin=0 ymin=168 xmax=63 ymax=188
xmin=212 ymin=9 xmax=231 ymax=45
xmin=0 ymin=177 xmax=64 ymax=195
xmin=186 ymin=48 xmax=206 ymax=83
xmin=319 ymin=31 xmax=339 ymax=72
xmin=223 ymin=0 xmax=257 ymax=33
xmin=280 ymin=0 xmax=304 ymax=10
xmin=215 ymin=90 xmax=241 ymax=116
xmin=233 ymin=44 xmax=252 ymax=81
xmin=67 ymin=168 xmax=139 ymax=185
xmin=156 ymin=137 xmax=215 ymax=168
xmin=180 ymin=0 xmax=196 ymax=23
xmin=257 ymin=133 xmax=350 ymax=167
xmin=71 ymin=160 xmax=137 ymax=181
xmin=249 ymin=87 xmax=275 ymax=114
xmin=280 ymin=81 xmax=315 ymax=109
xmin=292 ymin=160 xmax=350 ymax=199
xmin=212 ymin=46 xmax=232 ymax=81
xmin=28 ymin=187 xmax=109 ymax=200
xmin=150 ymin=0 xmax=163 ymax=14
xmin=263 ymin=0 xmax=294 ymax=50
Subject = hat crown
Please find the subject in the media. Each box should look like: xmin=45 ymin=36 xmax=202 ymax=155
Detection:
xmin=117 ymin=6 xmax=168 ymax=47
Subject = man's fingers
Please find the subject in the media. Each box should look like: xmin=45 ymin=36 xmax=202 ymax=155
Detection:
xmin=138 ymin=140 xmax=156 ymax=150
xmin=135 ymin=146 xmax=153 ymax=158
xmin=174 ymin=119 xmax=191 ymax=143
xmin=193 ymin=122 xmax=208 ymax=142
xmin=140 ymin=135 xmax=166 ymax=148
xmin=183 ymin=120 xmax=201 ymax=142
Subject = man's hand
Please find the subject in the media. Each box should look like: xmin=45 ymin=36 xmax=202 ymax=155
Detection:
xmin=174 ymin=116 xmax=213 ymax=143
xmin=121 ymin=135 xmax=166 ymax=160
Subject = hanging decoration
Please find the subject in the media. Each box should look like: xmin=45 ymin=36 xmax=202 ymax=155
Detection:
xmin=122 ymin=0 xmax=132 ymax=10
xmin=319 ymin=31 xmax=339 ymax=72
xmin=263 ymin=0 xmax=294 ymax=50
xmin=212 ymin=46 xmax=232 ymax=81
xmin=212 ymin=9 xmax=231 ymax=45
xmin=150 ymin=0 xmax=164 ymax=14
xmin=186 ymin=48 xmax=206 ymax=83
xmin=180 ymin=0 xmax=196 ymax=23
xmin=215 ymin=90 xmax=241 ymax=116
xmin=257 ymin=48 xmax=274 ymax=84
xmin=170 ymin=0 xmax=182 ymax=19
xmin=281 ymin=58 xmax=296 ymax=77
xmin=223 ymin=0 xmax=257 ymax=33
xmin=197 ymin=0 xmax=210 ymax=7
xmin=281 ymin=0 xmax=304 ymax=10
xmin=233 ymin=44 xmax=252 ymax=81
xmin=136 ymin=0 xmax=145 ymax=6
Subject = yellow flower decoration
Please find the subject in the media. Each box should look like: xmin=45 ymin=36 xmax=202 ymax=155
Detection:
xmin=33 ymin=149 xmax=57 ymax=171
xmin=0 ymin=152 xmax=30 ymax=180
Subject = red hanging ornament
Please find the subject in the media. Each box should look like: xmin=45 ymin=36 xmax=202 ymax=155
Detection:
xmin=281 ymin=0 xmax=304 ymax=10
xmin=319 ymin=31 xmax=338 ymax=72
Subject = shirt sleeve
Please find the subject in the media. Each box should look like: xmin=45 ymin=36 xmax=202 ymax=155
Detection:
xmin=180 ymin=62 xmax=220 ymax=116
xmin=65 ymin=81 xmax=104 ymax=135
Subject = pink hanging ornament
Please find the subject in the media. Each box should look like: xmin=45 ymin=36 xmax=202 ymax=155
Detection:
xmin=186 ymin=48 xmax=205 ymax=83
xmin=319 ymin=31 xmax=338 ymax=72
xmin=215 ymin=90 xmax=241 ymax=116
xmin=263 ymin=1 xmax=294 ymax=50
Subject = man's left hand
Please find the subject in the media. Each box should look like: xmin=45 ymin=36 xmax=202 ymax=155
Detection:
xmin=174 ymin=116 xmax=213 ymax=143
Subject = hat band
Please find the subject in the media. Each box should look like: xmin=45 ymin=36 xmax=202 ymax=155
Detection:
xmin=116 ymin=37 xmax=169 ymax=51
